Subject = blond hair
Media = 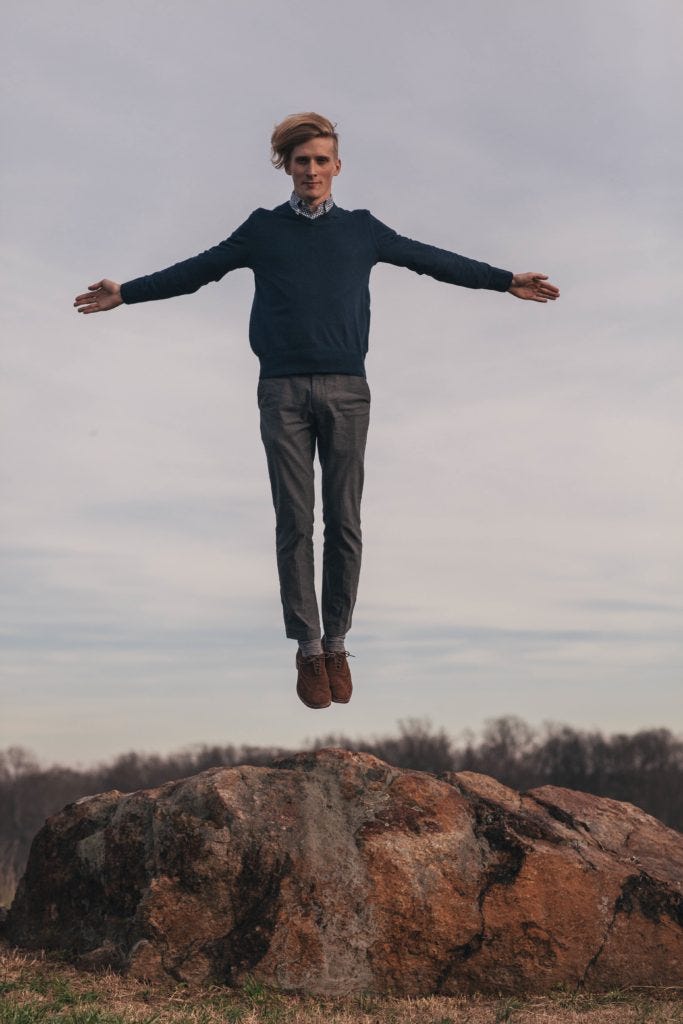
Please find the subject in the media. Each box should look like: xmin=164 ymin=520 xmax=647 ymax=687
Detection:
xmin=270 ymin=112 xmax=339 ymax=170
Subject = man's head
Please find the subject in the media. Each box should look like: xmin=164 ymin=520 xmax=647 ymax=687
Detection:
xmin=271 ymin=112 xmax=341 ymax=209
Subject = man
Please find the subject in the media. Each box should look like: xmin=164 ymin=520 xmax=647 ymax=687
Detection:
xmin=74 ymin=112 xmax=559 ymax=711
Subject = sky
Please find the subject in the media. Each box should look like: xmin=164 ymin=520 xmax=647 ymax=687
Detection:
xmin=2 ymin=0 xmax=682 ymax=765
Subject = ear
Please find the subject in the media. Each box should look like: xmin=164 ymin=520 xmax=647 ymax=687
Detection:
xmin=333 ymin=158 xmax=342 ymax=177
xmin=284 ymin=156 xmax=292 ymax=176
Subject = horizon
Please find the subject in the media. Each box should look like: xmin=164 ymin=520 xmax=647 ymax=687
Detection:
xmin=3 ymin=713 xmax=680 ymax=773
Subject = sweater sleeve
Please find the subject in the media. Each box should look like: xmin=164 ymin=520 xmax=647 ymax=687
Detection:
xmin=368 ymin=214 xmax=513 ymax=292
xmin=120 ymin=212 xmax=256 ymax=305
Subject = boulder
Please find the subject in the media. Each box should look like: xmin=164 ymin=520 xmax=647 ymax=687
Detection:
xmin=6 ymin=749 xmax=682 ymax=995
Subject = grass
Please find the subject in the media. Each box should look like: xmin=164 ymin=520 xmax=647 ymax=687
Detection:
xmin=0 ymin=942 xmax=681 ymax=1024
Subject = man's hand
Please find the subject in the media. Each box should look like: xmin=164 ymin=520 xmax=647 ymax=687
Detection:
xmin=508 ymin=272 xmax=560 ymax=303
xmin=74 ymin=279 xmax=123 ymax=314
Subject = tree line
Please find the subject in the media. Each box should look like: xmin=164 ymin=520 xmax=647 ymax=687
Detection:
xmin=1 ymin=716 xmax=681 ymax=907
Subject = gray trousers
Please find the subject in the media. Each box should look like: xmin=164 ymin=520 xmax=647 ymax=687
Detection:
xmin=258 ymin=374 xmax=371 ymax=641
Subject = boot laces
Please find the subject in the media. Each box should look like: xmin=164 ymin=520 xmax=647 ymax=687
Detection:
xmin=325 ymin=650 xmax=354 ymax=666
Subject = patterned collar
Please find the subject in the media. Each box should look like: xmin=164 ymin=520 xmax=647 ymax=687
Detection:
xmin=289 ymin=190 xmax=335 ymax=220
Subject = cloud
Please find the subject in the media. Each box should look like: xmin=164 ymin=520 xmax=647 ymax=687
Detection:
xmin=2 ymin=0 xmax=682 ymax=762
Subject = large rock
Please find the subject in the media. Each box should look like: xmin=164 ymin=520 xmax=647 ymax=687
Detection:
xmin=6 ymin=749 xmax=682 ymax=995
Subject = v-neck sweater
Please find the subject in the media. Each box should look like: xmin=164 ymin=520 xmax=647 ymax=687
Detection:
xmin=120 ymin=203 xmax=513 ymax=379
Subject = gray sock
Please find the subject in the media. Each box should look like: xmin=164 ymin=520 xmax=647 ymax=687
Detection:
xmin=323 ymin=635 xmax=346 ymax=654
xmin=299 ymin=638 xmax=323 ymax=657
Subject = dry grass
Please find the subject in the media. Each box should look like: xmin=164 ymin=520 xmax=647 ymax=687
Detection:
xmin=1 ymin=941 xmax=681 ymax=1024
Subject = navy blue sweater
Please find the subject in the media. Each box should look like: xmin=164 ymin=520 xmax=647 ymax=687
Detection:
xmin=121 ymin=203 xmax=513 ymax=378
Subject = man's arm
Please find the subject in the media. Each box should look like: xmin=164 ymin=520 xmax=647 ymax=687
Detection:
xmin=369 ymin=215 xmax=559 ymax=301
xmin=369 ymin=214 xmax=512 ymax=291
xmin=73 ymin=213 xmax=257 ymax=315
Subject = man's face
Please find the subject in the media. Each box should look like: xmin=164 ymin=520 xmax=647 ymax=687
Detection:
xmin=286 ymin=137 xmax=341 ymax=209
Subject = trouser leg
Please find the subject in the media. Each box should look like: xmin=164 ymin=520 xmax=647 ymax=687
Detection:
xmin=258 ymin=376 xmax=321 ymax=641
xmin=314 ymin=374 xmax=371 ymax=639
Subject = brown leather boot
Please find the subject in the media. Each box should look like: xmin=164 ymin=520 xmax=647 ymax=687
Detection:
xmin=296 ymin=651 xmax=332 ymax=709
xmin=324 ymin=651 xmax=353 ymax=704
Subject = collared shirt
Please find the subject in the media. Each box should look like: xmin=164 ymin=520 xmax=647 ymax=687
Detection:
xmin=289 ymin=190 xmax=335 ymax=220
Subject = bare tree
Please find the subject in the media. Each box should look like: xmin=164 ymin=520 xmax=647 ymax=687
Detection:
xmin=1 ymin=719 xmax=680 ymax=909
